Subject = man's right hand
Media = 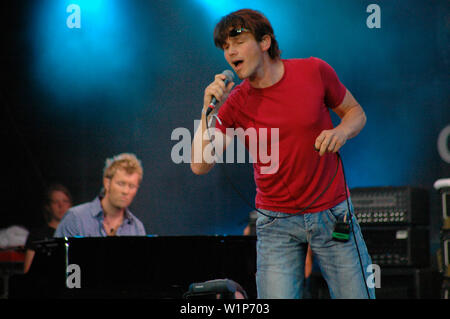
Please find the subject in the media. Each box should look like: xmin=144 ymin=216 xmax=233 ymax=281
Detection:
xmin=192 ymin=74 xmax=234 ymax=175
xmin=203 ymin=73 xmax=235 ymax=114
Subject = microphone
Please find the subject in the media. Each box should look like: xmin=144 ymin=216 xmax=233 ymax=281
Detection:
xmin=206 ymin=70 xmax=235 ymax=117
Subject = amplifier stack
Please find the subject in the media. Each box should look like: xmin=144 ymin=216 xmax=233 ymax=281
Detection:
xmin=433 ymin=178 xmax=450 ymax=299
xmin=351 ymin=186 xmax=430 ymax=268
xmin=350 ymin=186 xmax=440 ymax=298
xmin=351 ymin=186 xmax=429 ymax=226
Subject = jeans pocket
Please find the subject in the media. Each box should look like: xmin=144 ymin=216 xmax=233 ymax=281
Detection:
xmin=328 ymin=200 xmax=351 ymax=222
xmin=256 ymin=210 xmax=280 ymax=229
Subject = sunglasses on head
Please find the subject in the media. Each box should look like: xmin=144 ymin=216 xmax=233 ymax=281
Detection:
xmin=229 ymin=27 xmax=249 ymax=37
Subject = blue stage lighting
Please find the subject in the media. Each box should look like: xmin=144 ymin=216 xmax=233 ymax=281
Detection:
xmin=30 ymin=0 xmax=141 ymax=103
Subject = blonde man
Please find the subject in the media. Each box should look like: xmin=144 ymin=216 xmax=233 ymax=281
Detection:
xmin=55 ymin=153 xmax=146 ymax=237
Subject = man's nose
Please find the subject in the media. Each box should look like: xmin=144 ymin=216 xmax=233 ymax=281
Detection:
xmin=122 ymin=185 xmax=131 ymax=194
xmin=229 ymin=48 xmax=238 ymax=56
xmin=226 ymin=46 xmax=238 ymax=57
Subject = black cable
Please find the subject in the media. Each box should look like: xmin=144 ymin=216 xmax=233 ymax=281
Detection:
xmin=338 ymin=153 xmax=371 ymax=299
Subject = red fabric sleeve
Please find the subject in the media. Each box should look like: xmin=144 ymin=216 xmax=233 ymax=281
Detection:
xmin=315 ymin=58 xmax=347 ymax=109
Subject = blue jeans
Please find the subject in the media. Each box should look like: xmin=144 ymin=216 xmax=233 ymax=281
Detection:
xmin=255 ymin=198 xmax=376 ymax=299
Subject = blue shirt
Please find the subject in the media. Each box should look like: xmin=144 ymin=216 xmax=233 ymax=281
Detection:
xmin=54 ymin=197 xmax=146 ymax=237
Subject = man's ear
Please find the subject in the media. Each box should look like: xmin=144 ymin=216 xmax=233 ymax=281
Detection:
xmin=260 ymin=34 xmax=272 ymax=52
xmin=103 ymin=177 xmax=110 ymax=194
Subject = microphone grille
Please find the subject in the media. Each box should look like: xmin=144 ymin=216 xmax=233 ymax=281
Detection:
xmin=222 ymin=69 xmax=235 ymax=82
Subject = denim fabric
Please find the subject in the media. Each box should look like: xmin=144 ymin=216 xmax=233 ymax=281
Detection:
xmin=255 ymin=198 xmax=376 ymax=299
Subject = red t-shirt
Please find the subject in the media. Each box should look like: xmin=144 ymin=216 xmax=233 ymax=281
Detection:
xmin=215 ymin=57 xmax=348 ymax=214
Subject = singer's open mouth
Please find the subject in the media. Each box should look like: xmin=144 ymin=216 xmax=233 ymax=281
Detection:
xmin=233 ymin=60 xmax=243 ymax=68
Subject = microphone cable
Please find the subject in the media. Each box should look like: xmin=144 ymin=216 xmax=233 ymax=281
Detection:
xmin=339 ymin=150 xmax=372 ymax=299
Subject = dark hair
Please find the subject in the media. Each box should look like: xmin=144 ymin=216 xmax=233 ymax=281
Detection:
xmin=43 ymin=183 xmax=73 ymax=222
xmin=213 ymin=9 xmax=281 ymax=60
xmin=45 ymin=183 xmax=72 ymax=205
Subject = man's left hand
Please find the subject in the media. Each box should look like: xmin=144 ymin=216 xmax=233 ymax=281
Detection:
xmin=314 ymin=127 xmax=348 ymax=156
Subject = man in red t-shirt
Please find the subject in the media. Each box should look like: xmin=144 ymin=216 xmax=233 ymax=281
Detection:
xmin=191 ymin=9 xmax=375 ymax=299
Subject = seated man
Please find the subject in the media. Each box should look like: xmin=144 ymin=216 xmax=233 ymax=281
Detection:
xmin=55 ymin=153 xmax=146 ymax=237
xmin=24 ymin=183 xmax=73 ymax=273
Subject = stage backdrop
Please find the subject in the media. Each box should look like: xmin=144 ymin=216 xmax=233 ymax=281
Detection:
xmin=1 ymin=0 xmax=448 ymax=254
